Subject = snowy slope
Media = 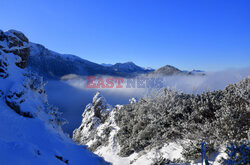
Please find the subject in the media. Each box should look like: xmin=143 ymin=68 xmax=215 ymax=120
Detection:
xmin=0 ymin=101 xmax=108 ymax=165
xmin=0 ymin=29 xmax=109 ymax=165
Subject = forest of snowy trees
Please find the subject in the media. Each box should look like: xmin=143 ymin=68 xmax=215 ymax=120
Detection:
xmin=113 ymin=77 xmax=249 ymax=163
xmin=73 ymin=77 xmax=249 ymax=164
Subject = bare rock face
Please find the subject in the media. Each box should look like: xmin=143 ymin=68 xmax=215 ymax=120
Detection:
xmin=0 ymin=29 xmax=30 ymax=69
xmin=0 ymin=54 xmax=8 ymax=78
xmin=8 ymin=30 xmax=29 ymax=43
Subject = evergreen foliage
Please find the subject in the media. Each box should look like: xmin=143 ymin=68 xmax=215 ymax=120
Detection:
xmin=115 ymin=78 xmax=250 ymax=159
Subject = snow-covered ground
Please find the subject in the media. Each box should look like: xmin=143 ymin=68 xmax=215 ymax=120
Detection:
xmin=0 ymin=99 xmax=108 ymax=165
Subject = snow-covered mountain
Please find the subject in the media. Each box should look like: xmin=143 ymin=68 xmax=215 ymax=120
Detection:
xmin=28 ymin=43 xmax=122 ymax=79
xmin=107 ymin=62 xmax=154 ymax=74
xmin=0 ymin=29 xmax=109 ymax=164
xmin=149 ymin=65 xmax=183 ymax=76
xmin=27 ymin=42 xmax=205 ymax=80
xmin=27 ymin=44 xmax=154 ymax=79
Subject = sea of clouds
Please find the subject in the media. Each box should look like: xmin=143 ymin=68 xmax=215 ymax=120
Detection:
xmin=45 ymin=67 xmax=250 ymax=135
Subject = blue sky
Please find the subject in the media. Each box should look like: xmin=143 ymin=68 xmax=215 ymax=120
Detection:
xmin=1 ymin=0 xmax=250 ymax=71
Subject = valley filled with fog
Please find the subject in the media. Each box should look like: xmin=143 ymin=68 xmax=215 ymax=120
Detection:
xmin=45 ymin=67 xmax=250 ymax=135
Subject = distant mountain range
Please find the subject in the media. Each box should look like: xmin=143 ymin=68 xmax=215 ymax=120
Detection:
xmin=27 ymin=43 xmax=155 ymax=79
xmin=27 ymin=42 xmax=205 ymax=80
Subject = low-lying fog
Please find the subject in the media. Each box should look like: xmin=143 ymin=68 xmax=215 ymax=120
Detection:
xmin=45 ymin=67 xmax=250 ymax=136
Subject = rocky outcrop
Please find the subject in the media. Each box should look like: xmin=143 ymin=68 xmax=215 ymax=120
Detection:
xmin=5 ymin=86 xmax=32 ymax=118
xmin=0 ymin=29 xmax=36 ymax=117
xmin=0 ymin=29 xmax=65 ymax=121
xmin=0 ymin=29 xmax=30 ymax=69
xmin=5 ymin=74 xmax=47 ymax=118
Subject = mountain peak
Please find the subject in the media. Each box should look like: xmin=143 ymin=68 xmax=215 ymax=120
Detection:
xmin=110 ymin=61 xmax=154 ymax=74
xmin=151 ymin=65 xmax=182 ymax=76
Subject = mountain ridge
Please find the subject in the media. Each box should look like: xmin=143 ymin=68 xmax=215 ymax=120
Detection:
xmin=27 ymin=43 xmax=155 ymax=79
xmin=27 ymin=43 xmax=205 ymax=79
